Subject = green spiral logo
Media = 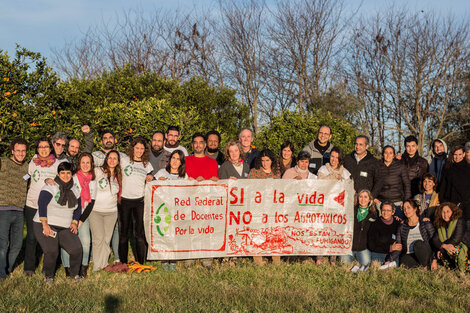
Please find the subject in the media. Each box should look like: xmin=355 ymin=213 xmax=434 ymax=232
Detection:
xmin=154 ymin=203 xmax=172 ymax=237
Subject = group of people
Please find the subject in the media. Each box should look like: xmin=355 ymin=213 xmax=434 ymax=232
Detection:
xmin=1 ymin=124 xmax=469 ymax=283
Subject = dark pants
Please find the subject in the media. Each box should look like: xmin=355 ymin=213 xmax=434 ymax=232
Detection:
xmin=33 ymin=222 xmax=82 ymax=278
xmin=24 ymin=206 xmax=41 ymax=272
xmin=0 ymin=210 xmax=24 ymax=278
xmin=400 ymin=240 xmax=432 ymax=268
xmin=118 ymin=197 xmax=147 ymax=264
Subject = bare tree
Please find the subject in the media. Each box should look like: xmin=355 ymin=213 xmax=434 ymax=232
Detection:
xmin=347 ymin=8 xmax=470 ymax=154
xmin=218 ymin=0 xmax=267 ymax=134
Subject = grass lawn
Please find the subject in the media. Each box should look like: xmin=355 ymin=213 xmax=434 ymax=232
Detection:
xmin=1 ymin=258 xmax=470 ymax=312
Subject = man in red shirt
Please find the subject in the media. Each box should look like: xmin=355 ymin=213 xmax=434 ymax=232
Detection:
xmin=186 ymin=133 xmax=219 ymax=181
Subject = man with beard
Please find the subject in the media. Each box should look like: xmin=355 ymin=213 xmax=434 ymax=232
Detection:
xmin=66 ymin=125 xmax=94 ymax=172
xmin=0 ymin=138 xmax=29 ymax=279
xmin=205 ymin=130 xmax=225 ymax=166
xmin=239 ymin=128 xmax=259 ymax=169
xmin=148 ymin=131 xmax=171 ymax=176
xmin=400 ymin=135 xmax=429 ymax=197
xmin=424 ymin=138 xmax=447 ymax=186
xmin=186 ymin=133 xmax=219 ymax=181
xmin=92 ymin=130 xmax=126 ymax=167
xmin=302 ymin=125 xmax=334 ymax=175
xmin=163 ymin=126 xmax=188 ymax=156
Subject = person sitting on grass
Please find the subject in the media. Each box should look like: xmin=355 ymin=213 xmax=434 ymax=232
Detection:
xmin=33 ymin=162 xmax=82 ymax=283
xmin=432 ymin=202 xmax=470 ymax=272
xmin=389 ymin=199 xmax=437 ymax=270
xmin=340 ymin=189 xmax=377 ymax=272
xmin=367 ymin=202 xmax=401 ymax=264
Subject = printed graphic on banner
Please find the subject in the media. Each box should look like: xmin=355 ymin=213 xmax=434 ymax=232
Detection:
xmin=144 ymin=179 xmax=354 ymax=260
xmin=145 ymin=182 xmax=228 ymax=259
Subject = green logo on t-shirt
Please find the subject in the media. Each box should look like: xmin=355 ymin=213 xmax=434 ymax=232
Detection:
xmin=33 ymin=169 xmax=40 ymax=182
xmin=98 ymin=177 xmax=109 ymax=189
xmin=124 ymin=165 xmax=133 ymax=177
xmin=55 ymin=191 xmax=61 ymax=202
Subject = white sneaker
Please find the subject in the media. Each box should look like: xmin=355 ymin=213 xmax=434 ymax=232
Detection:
xmin=379 ymin=261 xmax=397 ymax=270
xmin=350 ymin=265 xmax=360 ymax=273
xmin=359 ymin=264 xmax=370 ymax=272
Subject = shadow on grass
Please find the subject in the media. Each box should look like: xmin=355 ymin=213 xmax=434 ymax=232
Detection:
xmin=105 ymin=295 xmax=121 ymax=313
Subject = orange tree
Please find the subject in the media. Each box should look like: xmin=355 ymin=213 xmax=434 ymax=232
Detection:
xmin=0 ymin=46 xmax=61 ymax=155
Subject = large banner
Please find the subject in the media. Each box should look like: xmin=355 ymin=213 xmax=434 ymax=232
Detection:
xmin=144 ymin=179 xmax=354 ymax=260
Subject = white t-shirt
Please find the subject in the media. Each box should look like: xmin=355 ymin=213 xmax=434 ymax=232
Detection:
xmin=121 ymin=155 xmax=153 ymax=199
xmin=26 ymin=157 xmax=67 ymax=209
xmin=163 ymin=145 xmax=189 ymax=156
xmin=155 ymin=168 xmax=188 ymax=180
xmin=94 ymin=168 xmax=120 ymax=213
xmin=33 ymin=184 xmax=80 ymax=228
xmin=406 ymin=223 xmax=424 ymax=254
xmin=72 ymin=175 xmax=97 ymax=213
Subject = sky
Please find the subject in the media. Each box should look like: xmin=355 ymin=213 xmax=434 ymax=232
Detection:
xmin=1 ymin=0 xmax=469 ymax=66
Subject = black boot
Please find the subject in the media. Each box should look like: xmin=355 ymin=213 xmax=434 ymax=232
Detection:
xmin=80 ymin=265 xmax=88 ymax=278
xmin=64 ymin=267 xmax=71 ymax=277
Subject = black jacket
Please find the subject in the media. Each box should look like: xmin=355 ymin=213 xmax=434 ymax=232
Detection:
xmin=367 ymin=218 xmax=401 ymax=254
xmin=245 ymin=148 xmax=260 ymax=169
xmin=377 ymin=160 xmax=411 ymax=202
xmin=344 ymin=152 xmax=383 ymax=198
xmin=432 ymin=217 xmax=467 ymax=250
xmin=391 ymin=217 xmax=435 ymax=262
xmin=439 ymin=161 xmax=470 ymax=221
xmin=401 ymin=152 xmax=429 ymax=197
xmin=352 ymin=206 xmax=377 ymax=251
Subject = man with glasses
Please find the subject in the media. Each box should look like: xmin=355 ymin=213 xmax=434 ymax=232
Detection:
xmin=0 ymin=138 xmax=28 ymax=280
xmin=302 ymin=125 xmax=334 ymax=175
xmin=163 ymin=126 xmax=188 ymax=156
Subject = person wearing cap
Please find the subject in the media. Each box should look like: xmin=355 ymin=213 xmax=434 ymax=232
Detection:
xmin=425 ymin=139 xmax=448 ymax=185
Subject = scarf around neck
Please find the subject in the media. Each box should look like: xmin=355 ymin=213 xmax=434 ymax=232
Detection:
xmin=438 ymin=219 xmax=468 ymax=272
xmin=33 ymin=154 xmax=56 ymax=167
xmin=76 ymin=170 xmax=92 ymax=207
xmin=357 ymin=206 xmax=369 ymax=222
xmin=54 ymin=176 xmax=77 ymax=208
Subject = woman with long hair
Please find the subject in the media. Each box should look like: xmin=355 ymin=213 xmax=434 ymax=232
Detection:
xmin=24 ymin=138 xmax=66 ymax=276
xmin=432 ymin=202 xmax=469 ymax=272
xmin=341 ymin=190 xmax=377 ymax=272
xmin=86 ymin=150 xmax=122 ymax=271
xmin=248 ymin=149 xmax=280 ymax=265
xmin=376 ymin=145 xmax=411 ymax=219
xmin=119 ymin=137 xmax=153 ymax=264
xmin=155 ymin=150 xmax=188 ymax=180
xmin=60 ymin=153 xmax=96 ymax=277
xmin=279 ymin=141 xmax=296 ymax=177
xmin=389 ymin=199 xmax=437 ymax=269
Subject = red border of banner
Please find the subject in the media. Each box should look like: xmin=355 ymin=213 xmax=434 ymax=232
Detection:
xmin=150 ymin=184 xmax=228 ymax=253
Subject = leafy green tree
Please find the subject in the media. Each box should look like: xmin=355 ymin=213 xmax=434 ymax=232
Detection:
xmin=0 ymin=46 xmax=60 ymax=155
xmin=254 ymin=110 xmax=357 ymax=156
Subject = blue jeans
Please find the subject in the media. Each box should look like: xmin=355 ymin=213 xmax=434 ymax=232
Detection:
xmin=61 ymin=219 xmax=91 ymax=267
xmin=112 ymin=222 xmax=119 ymax=262
xmin=370 ymin=252 xmax=387 ymax=263
xmin=0 ymin=210 xmax=24 ymax=278
xmin=340 ymin=249 xmax=371 ymax=266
